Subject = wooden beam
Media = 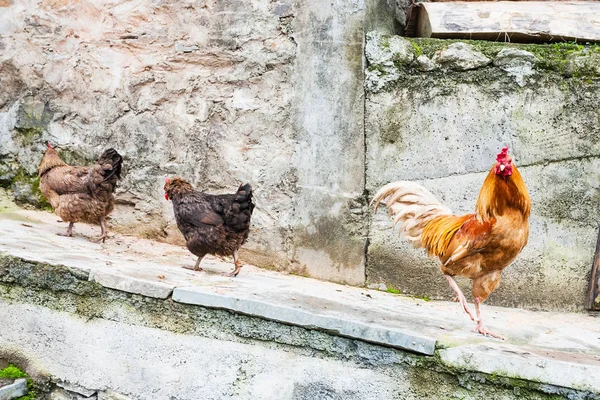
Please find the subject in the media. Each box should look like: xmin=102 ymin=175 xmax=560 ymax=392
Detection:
xmin=428 ymin=0 xmax=597 ymax=2
xmin=587 ymin=226 xmax=600 ymax=311
xmin=416 ymin=2 xmax=600 ymax=43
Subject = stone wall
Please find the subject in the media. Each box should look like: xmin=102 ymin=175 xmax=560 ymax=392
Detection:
xmin=1 ymin=0 xmax=599 ymax=311
xmin=0 ymin=0 xmax=366 ymax=284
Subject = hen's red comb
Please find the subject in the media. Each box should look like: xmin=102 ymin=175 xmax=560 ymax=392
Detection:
xmin=165 ymin=177 xmax=171 ymax=184
xmin=47 ymin=142 xmax=53 ymax=149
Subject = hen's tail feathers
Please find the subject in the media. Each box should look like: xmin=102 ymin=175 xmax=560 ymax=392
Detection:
xmin=97 ymin=148 xmax=123 ymax=182
xmin=235 ymin=183 xmax=254 ymax=210
xmin=225 ymin=183 xmax=255 ymax=232
xmin=371 ymin=181 xmax=452 ymax=248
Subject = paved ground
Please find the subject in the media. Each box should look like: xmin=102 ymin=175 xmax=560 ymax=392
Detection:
xmin=0 ymin=206 xmax=599 ymax=394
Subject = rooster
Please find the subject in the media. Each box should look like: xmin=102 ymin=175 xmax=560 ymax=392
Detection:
xmin=164 ymin=178 xmax=254 ymax=277
xmin=38 ymin=143 xmax=123 ymax=243
xmin=372 ymin=147 xmax=531 ymax=339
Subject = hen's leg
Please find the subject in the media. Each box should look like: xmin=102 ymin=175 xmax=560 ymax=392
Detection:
xmin=444 ymin=275 xmax=475 ymax=321
xmin=473 ymin=297 xmax=505 ymax=340
xmin=57 ymin=222 xmax=74 ymax=237
xmin=91 ymin=217 xmax=108 ymax=243
xmin=223 ymin=251 xmax=243 ymax=277
xmin=183 ymin=256 xmax=204 ymax=272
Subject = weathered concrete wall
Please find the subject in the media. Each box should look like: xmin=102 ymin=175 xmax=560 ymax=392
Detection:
xmin=365 ymin=34 xmax=600 ymax=311
xmin=0 ymin=256 xmax=588 ymax=400
xmin=0 ymin=0 xmax=366 ymax=284
xmin=2 ymin=1 xmax=599 ymax=311
xmin=287 ymin=1 xmax=366 ymax=284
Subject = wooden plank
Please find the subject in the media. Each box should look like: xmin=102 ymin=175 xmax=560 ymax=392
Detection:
xmin=587 ymin=226 xmax=600 ymax=311
xmin=429 ymin=0 xmax=600 ymax=2
xmin=416 ymin=2 xmax=600 ymax=43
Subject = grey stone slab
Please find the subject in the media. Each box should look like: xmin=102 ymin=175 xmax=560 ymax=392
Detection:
xmin=432 ymin=42 xmax=491 ymax=71
xmin=172 ymin=286 xmax=436 ymax=355
xmin=56 ymin=381 xmax=97 ymax=397
xmin=0 ymin=379 xmax=27 ymax=400
xmin=89 ymin=270 xmax=173 ymax=300
xmin=439 ymin=344 xmax=600 ymax=394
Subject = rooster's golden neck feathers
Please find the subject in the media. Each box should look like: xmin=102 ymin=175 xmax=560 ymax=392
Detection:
xmin=476 ymin=164 xmax=531 ymax=220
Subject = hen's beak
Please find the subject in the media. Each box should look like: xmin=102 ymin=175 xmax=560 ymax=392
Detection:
xmin=500 ymin=164 xmax=506 ymax=171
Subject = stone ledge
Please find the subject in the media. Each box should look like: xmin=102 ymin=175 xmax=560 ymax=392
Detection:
xmin=173 ymin=287 xmax=436 ymax=355
xmin=89 ymin=270 xmax=174 ymax=299
xmin=439 ymin=344 xmax=600 ymax=394
xmin=0 ymin=208 xmax=599 ymax=396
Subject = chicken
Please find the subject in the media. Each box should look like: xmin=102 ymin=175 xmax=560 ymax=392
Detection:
xmin=38 ymin=143 xmax=123 ymax=242
xmin=164 ymin=178 xmax=254 ymax=277
xmin=372 ymin=147 xmax=531 ymax=339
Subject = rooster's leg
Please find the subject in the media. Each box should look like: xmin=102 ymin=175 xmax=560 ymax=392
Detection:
xmin=57 ymin=222 xmax=74 ymax=237
xmin=223 ymin=251 xmax=243 ymax=277
xmin=473 ymin=296 xmax=505 ymax=340
xmin=444 ymin=275 xmax=476 ymax=321
xmin=183 ymin=256 xmax=204 ymax=272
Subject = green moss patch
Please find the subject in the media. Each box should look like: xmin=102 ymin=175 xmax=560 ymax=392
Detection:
xmin=367 ymin=34 xmax=600 ymax=93
xmin=13 ymin=127 xmax=43 ymax=147
xmin=0 ymin=364 xmax=27 ymax=380
xmin=411 ymin=38 xmax=600 ymax=77
xmin=8 ymin=169 xmax=51 ymax=211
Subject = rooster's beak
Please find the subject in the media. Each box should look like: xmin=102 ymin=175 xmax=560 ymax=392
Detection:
xmin=500 ymin=164 xmax=506 ymax=171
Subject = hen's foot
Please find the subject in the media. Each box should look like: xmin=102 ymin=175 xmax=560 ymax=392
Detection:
xmin=57 ymin=222 xmax=74 ymax=237
xmin=222 ymin=265 xmax=242 ymax=277
xmin=90 ymin=234 xmax=108 ymax=243
xmin=472 ymin=324 xmax=505 ymax=340
xmin=182 ymin=265 xmax=203 ymax=272
xmin=223 ymin=251 xmax=243 ymax=277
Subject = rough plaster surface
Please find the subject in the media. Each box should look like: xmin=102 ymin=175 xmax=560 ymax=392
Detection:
xmin=0 ymin=0 xmax=366 ymax=284
xmin=365 ymin=35 xmax=600 ymax=312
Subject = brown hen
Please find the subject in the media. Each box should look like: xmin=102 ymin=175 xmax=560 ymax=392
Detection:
xmin=38 ymin=143 xmax=123 ymax=242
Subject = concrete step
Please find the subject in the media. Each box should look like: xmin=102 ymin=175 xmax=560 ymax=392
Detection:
xmin=0 ymin=208 xmax=598 ymax=395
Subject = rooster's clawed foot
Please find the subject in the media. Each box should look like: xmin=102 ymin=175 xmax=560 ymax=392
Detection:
xmin=472 ymin=324 xmax=505 ymax=340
